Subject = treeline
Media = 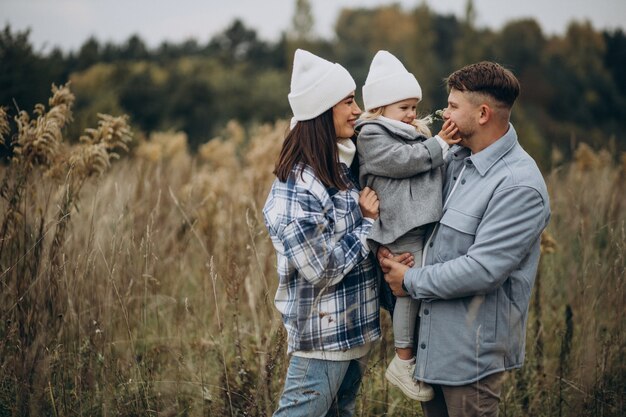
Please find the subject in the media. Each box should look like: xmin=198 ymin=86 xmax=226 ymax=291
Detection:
xmin=1 ymin=3 xmax=626 ymax=167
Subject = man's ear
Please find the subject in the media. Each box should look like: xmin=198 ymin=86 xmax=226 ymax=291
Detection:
xmin=478 ymin=104 xmax=491 ymax=125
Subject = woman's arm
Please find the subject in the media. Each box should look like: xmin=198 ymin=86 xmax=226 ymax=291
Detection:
xmin=280 ymin=196 xmax=374 ymax=288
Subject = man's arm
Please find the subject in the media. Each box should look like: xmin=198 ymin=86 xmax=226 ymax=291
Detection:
xmin=397 ymin=185 xmax=548 ymax=300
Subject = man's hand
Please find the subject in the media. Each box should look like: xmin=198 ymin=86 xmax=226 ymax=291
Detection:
xmin=381 ymin=256 xmax=410 ymax=297
xmin=376 ymin=246 xmax=414 ymax=273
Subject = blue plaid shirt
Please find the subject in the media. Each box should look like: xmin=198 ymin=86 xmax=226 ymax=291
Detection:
xmin=263 ymin=163 xmax=381 ymax=354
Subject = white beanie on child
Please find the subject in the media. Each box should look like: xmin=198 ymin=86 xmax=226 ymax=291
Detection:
xmin=362 ymin=50 xmax=422 ymax=111
xmin=288 ymin=49 xmax=356 ymax=122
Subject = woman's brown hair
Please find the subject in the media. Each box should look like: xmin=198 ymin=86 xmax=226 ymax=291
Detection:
xmin=274 ymin=108 xmax=350 ymax=190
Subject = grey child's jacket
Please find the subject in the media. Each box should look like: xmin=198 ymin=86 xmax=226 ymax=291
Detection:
xmin=356 ymin=116 xmax=445 ymax=246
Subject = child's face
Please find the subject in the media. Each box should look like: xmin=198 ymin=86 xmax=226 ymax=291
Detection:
xmin=382 ymin=98 xmax=419 ymax=124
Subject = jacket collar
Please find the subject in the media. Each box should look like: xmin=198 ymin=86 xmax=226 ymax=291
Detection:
xmin=448 ymin=124 xmax=518 ymax=176
xmin=355 ymin=116 xmax=425 ymax=141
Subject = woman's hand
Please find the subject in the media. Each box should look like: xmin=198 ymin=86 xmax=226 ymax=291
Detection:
xmin=359 ymin=187 xmax=379 ymax=220
xmin=438 ymin=119 xmax=462 ymax=145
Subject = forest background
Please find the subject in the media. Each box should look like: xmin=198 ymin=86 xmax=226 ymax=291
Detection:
xmin=2 ymin=0 xmax=626 ymax=168
xmin=0 ymin=1 xmax=625 ymax=416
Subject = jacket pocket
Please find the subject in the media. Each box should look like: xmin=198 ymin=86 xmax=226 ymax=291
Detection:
xmin=434 ymin=208 xmax=481 ymax=262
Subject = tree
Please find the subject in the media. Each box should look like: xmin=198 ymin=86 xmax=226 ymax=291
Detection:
xmin=290 ymin=0 xmax=314 ymax=41
xmin=166 ymin=74 xmax=216 ymax=149
xmin=208 ymin=19 xmax=260 ymax=63
xmin=118 ymin=68 xmax=163 ymax=135
xmin=120 ymin=34 xmax=148 ymax=60
xmin=453 ymin=0 xmax=489 ymax=67
xmin=0 ymin=26 xmax=57 ymax=118
xmin=76 ymin=36 xmax=100 ymax=70
xmin=492 ymin=19 xmax=551 ymax=106
xmin=604 ymin=29 xmax=626 ymax=96
xmin=335 ymin=5 xmax=416 ymax=87
xmin=549 ymin=22 xmax=618 ymax=122
xmin=494 ymin=19 xmax=545 ymax=72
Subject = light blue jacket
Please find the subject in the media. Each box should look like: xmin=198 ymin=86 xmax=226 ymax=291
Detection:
xmin=403 ymin=124 xmax=550 ymax=385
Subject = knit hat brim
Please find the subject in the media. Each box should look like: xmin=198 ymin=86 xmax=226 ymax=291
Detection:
xmin=288 ymin=50 xmax=356 ymax=121
xmin=362 ymin=72 xmax=422 ymax=111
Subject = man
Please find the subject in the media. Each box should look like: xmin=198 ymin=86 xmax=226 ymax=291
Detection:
xmin=380 ymin=61 xmax=550 ymax=417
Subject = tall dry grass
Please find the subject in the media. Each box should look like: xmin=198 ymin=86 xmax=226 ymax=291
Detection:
xmin=0 ymin=85 xmax=624 ymax=416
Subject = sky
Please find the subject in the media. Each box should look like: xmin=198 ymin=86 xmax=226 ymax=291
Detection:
xmin=2 ymin=0 xmax=626 ymax=53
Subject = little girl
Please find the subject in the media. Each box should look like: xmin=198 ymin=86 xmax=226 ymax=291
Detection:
xmin=356 ymin=50 xmax=459 ymax=401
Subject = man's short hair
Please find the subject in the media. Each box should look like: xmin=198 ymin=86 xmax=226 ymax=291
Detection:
xmin=446 ymin=62 xmax=520 ymax=108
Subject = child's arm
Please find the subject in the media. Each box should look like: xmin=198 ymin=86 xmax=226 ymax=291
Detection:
xmin=359 ymin=126 xmax=446 ymax=179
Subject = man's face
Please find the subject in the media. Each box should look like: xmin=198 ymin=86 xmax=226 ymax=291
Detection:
xmin=443 ymin=89 xmax=480 ymax=143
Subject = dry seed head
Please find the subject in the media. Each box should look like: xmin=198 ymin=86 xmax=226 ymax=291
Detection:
xmin=597 ymin=149 xmax=612 ymax=168
xmin=551 ymin=146 xmax=564 ymax=166
xmin=433 ymin=108 xmax=446 ymax=121
xmin=153 ymin=131 xmax=187 ymax=157
xmin=69 ymin=142 xmax=111 ymax=178
xmin=0 ymin=107 xmax=9 ymax=146
xmin=14 ymin=109 xmax=61 ymax=168
xmin=1 ymin=208 xmax=24 ymax=241
xmin=540 ymin=231 xmax=557 ymax=255
xmin=71 ymin=114 xmax=133 ymax=178
xmin=198 ymin=137 xmax=239 ymax=170
xmin=223 ymin=120 xmax=245 ymax=146
xmin=12 ymin=83 xmax=75 ymax=168
xmin=574 ymin=142 xmax=600 ymax=172
xmin=135 ymin=131 xmax=187 ymax=161
xmin=49 ymin=83 xmax=75 ymax=112
xmin=135 ymin=141 xmax=163 ymax=162
xmin=243 ymin=120 xmax=286 ymax=189
xmin=80 ymin=114 xmax=132 ymax=152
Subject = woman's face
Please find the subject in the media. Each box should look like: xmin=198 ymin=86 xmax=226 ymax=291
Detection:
xmin=333 ymin=92 xmax=361 ymax=138
xmin=382 ymin=98 xmax=419 ymax=124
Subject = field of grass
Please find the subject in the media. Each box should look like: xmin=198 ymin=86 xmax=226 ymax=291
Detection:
xmin=0 ymin=86 xmax=624 ymax=416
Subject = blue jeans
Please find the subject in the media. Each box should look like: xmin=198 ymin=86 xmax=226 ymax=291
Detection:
xmin=273 ymin=355 xmax=368 ymax=417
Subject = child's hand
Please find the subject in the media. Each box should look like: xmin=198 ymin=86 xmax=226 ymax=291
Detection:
xmin=438 ymin=119 xmax=462 ymax=145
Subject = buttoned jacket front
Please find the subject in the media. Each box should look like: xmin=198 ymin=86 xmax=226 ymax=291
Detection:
xmin=403 ymin=124 xmax=551 ymax=385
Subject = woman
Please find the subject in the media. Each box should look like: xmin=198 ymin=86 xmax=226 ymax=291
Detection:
xmin=263 ymin=49 xmax=381 ymax=416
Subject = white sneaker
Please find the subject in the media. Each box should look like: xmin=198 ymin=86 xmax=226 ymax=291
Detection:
xmin=385 ymin=354 xmax=434 ymax=401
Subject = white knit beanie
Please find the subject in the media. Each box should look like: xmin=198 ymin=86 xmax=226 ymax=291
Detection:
xmin=288 ymin=49 xmax=356 ymax=121
xmin=362 ymin=50 xmax=422 ymax=111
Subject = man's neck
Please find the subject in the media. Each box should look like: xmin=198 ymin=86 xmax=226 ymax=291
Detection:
xmin=466 ymin=123 xmax=510 ymax=154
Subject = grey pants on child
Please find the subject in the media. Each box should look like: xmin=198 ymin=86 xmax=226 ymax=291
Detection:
xmin=386 ymin=227 xmax=425 ymax=349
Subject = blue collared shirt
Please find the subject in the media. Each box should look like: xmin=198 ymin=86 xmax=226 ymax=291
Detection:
xmin=263 ymin=163 xmax=381 ymax=354
xmin=404 ymin=124 xmax=551 ymax=385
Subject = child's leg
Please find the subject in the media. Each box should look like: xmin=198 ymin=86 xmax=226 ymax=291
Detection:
xmin=393 ymin=297 xmax=421 ymax=359
xmin=387 ymin=228 xmax=426 ymax=359
xmin=385 ymin=228 xmax=433 ymax=401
